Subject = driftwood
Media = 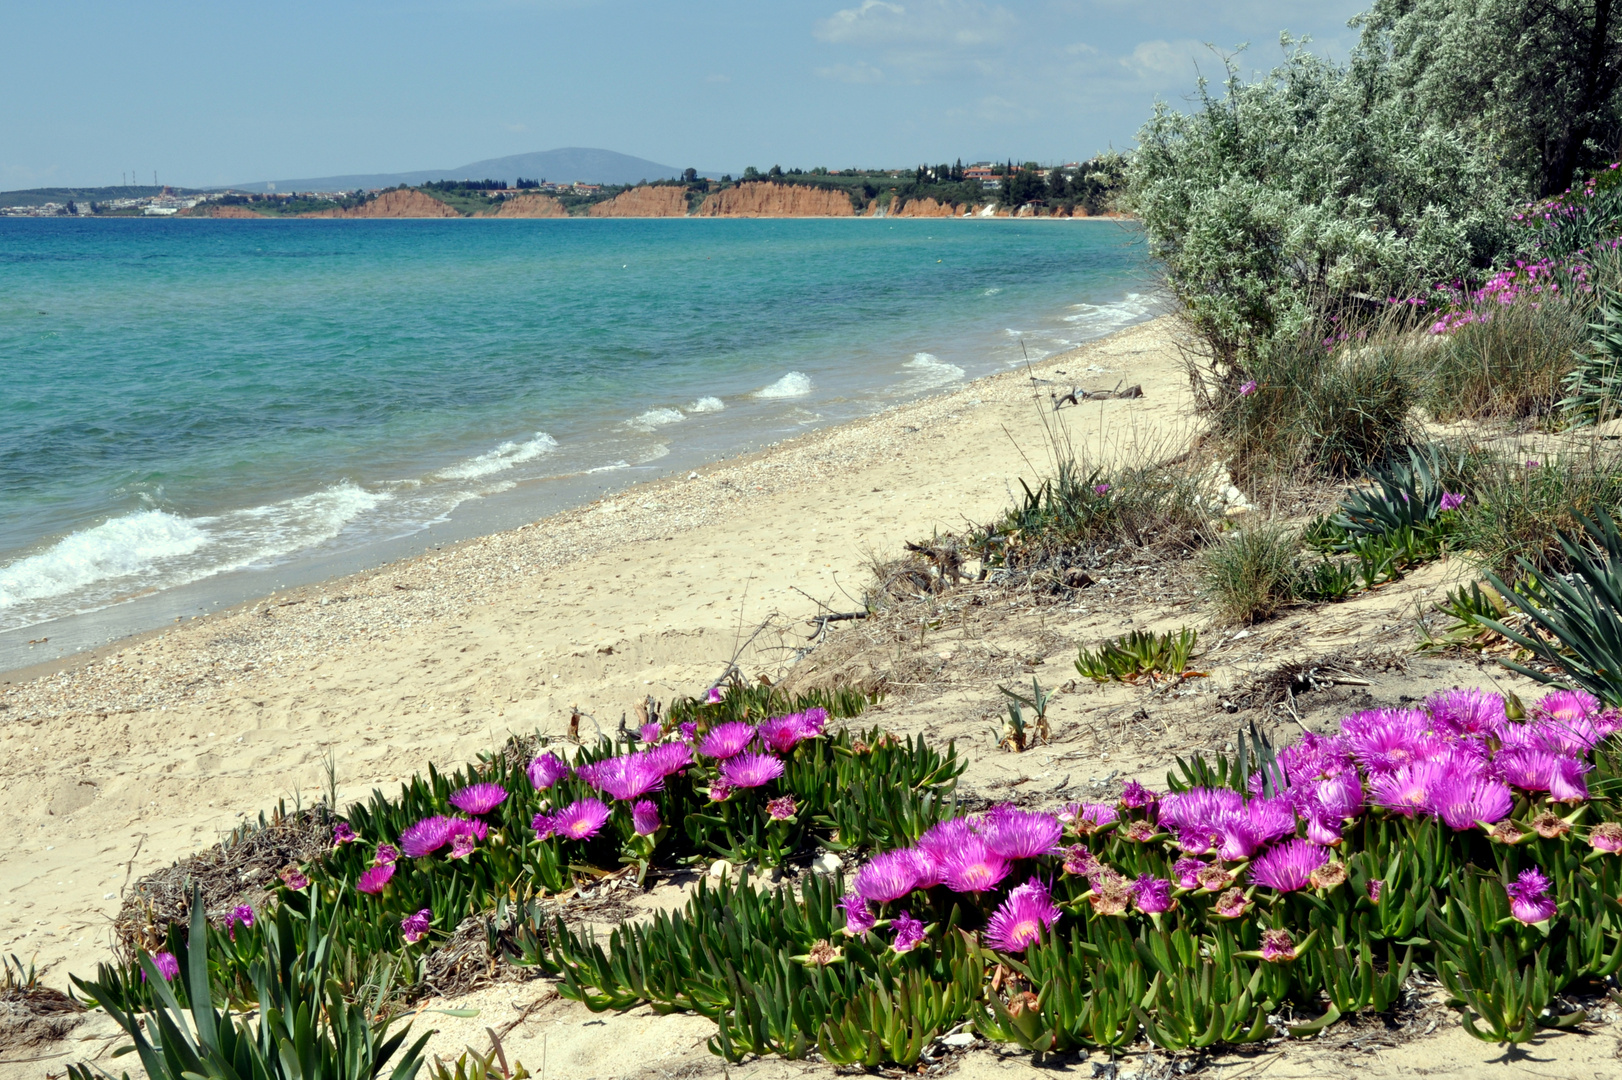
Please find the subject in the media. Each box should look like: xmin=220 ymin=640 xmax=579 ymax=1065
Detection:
xmin=1052 ymin=381 xmax=1144 ymax=409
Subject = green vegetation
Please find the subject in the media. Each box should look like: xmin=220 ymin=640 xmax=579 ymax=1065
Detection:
xmin=1075 ymin=627 xmax=1199 ymax=682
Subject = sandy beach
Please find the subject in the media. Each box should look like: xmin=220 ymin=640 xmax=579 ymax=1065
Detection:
xmin=5 ymin=314 xmax=1619 ymax=1078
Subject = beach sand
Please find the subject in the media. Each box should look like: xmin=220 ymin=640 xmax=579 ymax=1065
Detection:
xmin=4 ymin=315 xmax=1618 ymax=1077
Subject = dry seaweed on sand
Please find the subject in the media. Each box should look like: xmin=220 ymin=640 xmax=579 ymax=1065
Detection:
xmin=0 ymin=955 xmax=84 ymax=1052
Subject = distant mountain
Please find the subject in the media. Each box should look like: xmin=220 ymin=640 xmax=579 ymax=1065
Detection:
xmin=223 ymin=148 xmax=709 ymax=193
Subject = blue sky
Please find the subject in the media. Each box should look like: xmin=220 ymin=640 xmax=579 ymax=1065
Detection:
xmin=2 ymin=1 xmax=1368 ymax=189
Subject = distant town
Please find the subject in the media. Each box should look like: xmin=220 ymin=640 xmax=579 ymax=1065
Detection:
xmin=0 ymin=159 xmax=1121 ymax=219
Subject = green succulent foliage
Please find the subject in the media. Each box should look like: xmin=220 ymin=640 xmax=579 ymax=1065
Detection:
xmin=1328 ymin=444 xmax=1452 ymax=542
xmin=1075 ymin=627 xmax=1199 ymax=682
xmin=1561 ymin=285 xmax=1622 ymax=427
xmin=69 ymin=888 xmax=433 ymax=1080
xmin=1483 ymin=510 xmax=1622 ymax=705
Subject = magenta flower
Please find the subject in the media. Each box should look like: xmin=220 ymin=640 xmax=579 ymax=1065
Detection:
xmin=766 ymin=795 xmax=797 ymax=820
xmin=854 ymin=849 xmax=928 ymax=904
xmin=1429 ymin=773 xmax=1513 ymax=829
xmin=280 ymin=867 xmax=309 ymax=890
xmin=936 ymin=836 xmax=1012 ymax=894
xmin=400 ymin=816 xmax=456 ymax=859
xmin=800 ymin=708 xmax=829 ymax=736
xmin=552 ymin=798 xmax=612 ymax=841
xmin=1536 ymin=688 xmax=1601 ymax=726
xmin=1061 ymin=843 xmax=1099 ymax=878
xmin=1132 ymin=875 xmax=1175 ymax=914
xmin=1239 ymin=380 xmax=1257 ymax=396
xmin=1426 ymin=688 xmax=1506 ymax=739
xmin=375 ymin=843 xmax=401 ymax=865
xmin=1074 ymin=803 xmax=1119 ymax=833
xmin=679 ymin=721 xmax=698 ymax=742
xmin=447 ymin=818 xmax=487 ymax=858
xmin=1245 ymin=796 xmax=1297 ymax=845
xmin=578 ymin=753 xmax=665 ymax=800
xmin=708 ymin=779 xmax=732 ymax=802
xmin=143 ymin=951 xmax=180 ymax=982
xmin=891 ymin=910 xmax=926 ymax=954
xmin=719 ymin=751 xmax=785 ymax=789
xmin=1120 ymin=780 xmax=1158 ymax=810
xmin=639 ymin=722 xmax=663 ymax=743
xmin=528 ymin=752 xmax=570 ymax=791
xmin=706 ymin=686 xmax=724 ymax=703
xmin=1251 ymin=839 xmax=1329 ymax=892
xmin=357 ymin=862 xmax=396 ymax=894
xmin=1094 ymin=483 xmax=1111 ymax=496
xmin=1367 ymin=879 xmax=1384 ymax=902
xmin=981 ymin=806 xmax=1062 ymax=858
xmin=917 ymin=818 xmax=977 ymax=862
xmin=1438 ymin=492 xmax=1465 ymax=512
xmin=698 ymin=721 xmax=756 ymax=760
xmin=1278 ymin=732 xmax=1353 ymax=784
xmin=1506 ymin=867 xmax=1556 ymax=924
xmin=401 ymin=908 xmax=432 ymax=944
xmin=448 ymin=782 xmax=508 ymax=816
xmin=1259 ymin=928 xmax=1297 ymax=962
xmin=1305 ymin=811 xmax=1344 ymax=846
xmin=1342 ymin=709 xmax=1438 ymax=773
xmin=984 ymin=880 xmax=1060 ymax=952
xmin=1172 ymin=857 xmax=1206 ymax=889
xmin=228 ymin=905 xmax=254 ymax=939
xmin=632 ymin=799 xmax=662 ymax=836
xmin=1498 ymin=747 xmax=1590 ymax=800
xmin=646 ymin=741 xmax=694 ymax=776
xmin=1370 ymin=763 xmax=1449 ymax=816
xmin=839 ymin=892 xmax=875 ymax=935
xmin=1526 ymin=459 xmax=1541 ymax=468
xmin=333 ymin=822 xmax=358 ymax=846
xmin=758 ymin=712 xmax=813 ymax=753
xmin=1590 ymin=822 xmax=1622 ymax=853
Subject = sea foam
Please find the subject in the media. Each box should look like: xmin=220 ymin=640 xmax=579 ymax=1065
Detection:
xmin=754 ymin=372 xmax=813 ymax=399
xmin=902 ymin=352 xmax=966 ymax=388
xmin=630 ymin=408 xmax=685 ymax=431
xmin=687 ymin=396 xmax=725 ymax=413
xmin=434 ymin=433 xmax=558 ymax=481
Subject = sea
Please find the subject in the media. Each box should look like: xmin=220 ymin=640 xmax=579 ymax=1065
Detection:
xmin=0 ymin=216 xmax=1160 ymax=670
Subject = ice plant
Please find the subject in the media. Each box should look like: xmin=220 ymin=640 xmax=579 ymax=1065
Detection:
xmin=891 ymin=910 xmax=926 ymax=954
xmin=1070 ymin=802 xmax=1119 ymax=835
xmin=448 ymin=782 xmax=508 ymax=816
xmin=1120 ymin=780 xmax=1158 ymax=810
xmin=401 ymin=908 xmax=431 ymax=944
xmin=1094 ymin=483 xmax=1111 ymax=496
xmin=142 ymin=951 xmax=180 ymax=982
xmin=528 ymin=752 xmax=570 ymax=791
xmin=1132 ymin=875 xmax=1175 ymax=914
xmin=839 ymin=892 xmax=875 ymax=935
xmin=1428 ymin=773 xmax=1513 ymax=829
xmin=1589 ymin=822 xmax=1622 ymax=853
xmin=1370 ymin=763 xmax=1447 ymax=817
xmin=1505 ymin=867 xmax=1557 ymax=924
xmin=1172 ymin=857 xmax=1205 ymax=889
xmin=698 ymin=721 xmax=756 ymax=760
xmin=646 ymin=741 xmax=694 ymax=776
xmin=1213 ymin=888 xmax=1250 ymax=918
xmin=708 ymin=779 xmax=732 ymax=802
xmin=1438 ymin=492 xmax=1466 ymax=512
xmin=719 ymin=751 xmax=785 ymax=789
xmin=705 ymin=686 xmax=724 ymax=704
xmin=936 ymin=836 xmax=1012 ymax=894
xmin=981 ymin=806 xmax=1062 ymax=858
xmin=1260 ymin=929 xmax=1298 ymax=962
xmin=985 ymin=880 xmax=1060 ymax=952
xmin=632 ymin=799 xmax=661 ymax=836
xmin=1342 ymin=709 xmax=1437 ymax=773
xmin=333 ymin=822 xmax=357 ymax=846
xmin=1061 ymin=844 xmax=1098 ymax=877
xmin=400 ymin=816 xmax=456 ymax=859
xmin=551 ymin=798 xmax=612 ymax=841
xmin=357 ymin=862 xmax=395 ymax=894
xmin=758 ymin=712 xmax=814 ymax=753
xmin=639 ymin=722 xmax=662 ymax=743
xmin=766 ymin=795 xmax=797 ymax=820
xmin=228 ymin=905 xmax=254 ymax=940
xmin=280 ymin=867 xmax=309 ymax=890
xmin=1367 ymin=879 xmax=1384 ymax=902
xmin=854 ymin=849 xmax=927 ymax=904
xmin=1251 ymin=839 xmax=1328 ymax=893
xmin=1426 ymin=688 xmax=1506 ymax=739
xmin=1239 ymin=380 xmax=1257 ymax=395
xmin=578 ymin=753 xmax=665 ymax=800
xmin=1309 ymin=861 xmax=1347 ymax=890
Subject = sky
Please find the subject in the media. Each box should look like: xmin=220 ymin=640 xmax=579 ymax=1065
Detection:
xmin=1 ymin=1 xmax=1369 ymax=190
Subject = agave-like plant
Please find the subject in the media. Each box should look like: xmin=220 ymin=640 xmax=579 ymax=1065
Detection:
xmin=68 ymin=888 xmax=433 ymax=1080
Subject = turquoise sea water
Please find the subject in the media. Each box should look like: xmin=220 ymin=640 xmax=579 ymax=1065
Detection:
xmin=0 ymin=217 xmax=1157 ymax=648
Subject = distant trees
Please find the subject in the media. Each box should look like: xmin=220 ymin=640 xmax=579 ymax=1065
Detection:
xmin=682 ymin=167 xmax=699 ymax=183
xmin=514 ymin=177 xmax=541 ymax=189
xmin=423 ymin=179 xmax=507 ymax=193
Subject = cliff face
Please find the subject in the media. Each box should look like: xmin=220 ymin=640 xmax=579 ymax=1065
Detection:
xmin=588 ymin=186 xmax=690 ymax=218
xmin=696 ymin=182 xmax=854 ymax=218
xmin=306 ymin=188 xmax=459 ymax=219
xmin=198 ymin=204 xmax=263 ymax=219
xmin=485 ymin=192 xmax=568 ymax=218
xmin=892 ymin=197 xmax=960 ymax=218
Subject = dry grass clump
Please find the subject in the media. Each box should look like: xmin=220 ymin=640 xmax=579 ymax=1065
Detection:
xmin=1422 ymin=298 xmax=1590 ymax=422
xmin=1198 ymin=521 xmax=1305 ymax=626
xmin=1453 ymin=446 xmax=1622 ymax=577
xmin=0 ymin=957 xmax=83 ymax=1051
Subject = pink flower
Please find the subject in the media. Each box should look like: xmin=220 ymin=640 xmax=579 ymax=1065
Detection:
xmin=935 ymin=835 xmax=1011 ymax=894
xmin=1367 ymin=879 xmax=1384 ymax=902
xmin=719 ymin=751 xmax=785 ymax=789
xmin=357 ymin=862 xmax=395 ymax=894
xmin=401 ymin=908 xmax=431 ymax=944
xmin=698 ymin=721 xmax=756 ymax=760
xmin=375 ymin=843 xmax=400 ymax=865
xmin=1260 ymin=928 xmax=1297 ymax=962
xmin=333 ymin=822 xmax=358 ymax=846
xmin=1094 ymin=483 xmax=1111 ymax=496
xmin=577 ymin=753 xmax=665 ymax=800
xmin=280 ymin=867 xmax=309 ymax=890
xmin=1239 ymin=380 xmax=1257 ymax=396
xmin=1428 ymin=773 xmax=1513 ymax=829
xmin=448 ymin=782 xmax=508 ymax=816
xmin=980 ymin=806 xmax=1062 ymax=858
xmin=839 ymin=891 xmax=875 ymax=935
xmin=758 ymin=712 xmax=814 ymax=753
xmin=143 ymin=951 xmax=180 ymax=982
xmin=984 ymin=880 xmax=1060 ymax=953
xmin=1132 ymin=875 xmax=1175 ymax=914
xmin=891 ymin=910 xmax=926 ymax=953
xmin=1251 ymin=839 xmax=1328 ymax=892
xmin=1438 ymin=492 xmax=1465 ymax=512
xmin=632 ymin=799 xmax=662 ymax=836
xmin=1505 ymin=867 xmax=1556 ymax=924
xmin=639 ymin=722 xmax=663 ymax=743
xmin=854 ymin=849 xmax=928 ymax=904
xmin=552 ymin=798 xmax=612 ymax=840
xmin=1120 ymin=780 xmax=1158 ymax=810
xmin=706 ymin=686 xmax=724 ymax=704
xmin=528 ymin=752 xmax=570 ymax=791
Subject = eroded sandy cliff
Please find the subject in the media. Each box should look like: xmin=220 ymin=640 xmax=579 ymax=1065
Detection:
xmin=587 ymin=186 xmax=691 ymax=217
xmin=695 ymin=182 xmax=855 ymax=217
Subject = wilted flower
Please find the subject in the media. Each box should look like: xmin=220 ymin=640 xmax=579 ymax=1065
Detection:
xmin=1251 ymin=839 xmax=1329 ymax=893
xmin=528 ymin=752 xmax=571 ymax=791
xmin=984 ymin=880 xmax=1060 ymax=952
xmin=1196 ymin=864 xmax=1236 ymax=892
xmin=698 ymin=721 xmax=757 ymax=760
xmin=449 ymin=832 xmax=477 ymax=859
xmin=375 ymin=843 xmax=400 ymax=865
xmin=1172 ymin=857 xmax=1205 ymax=889
xmin=551 ymin=798 xmax=612 ymax=841
xmin=1132 ymin=875 xmax=1176 ymax=914
xmin=679 ymin=721 xmax=698 ymax=741
xmin=1069 ymin=802 xmax=1119 ymax=835
xmin=632 ymin=799 xmax=662 ymax=836
xmin=766 ymin=795 xmax=797 ymax=821
xmin=981 ymin=806 xmax=1062 ymax=858
xmin=1438 ymin=492 xmax=1466 ymax=512
xmin=1530 ymin=810 xmax=1572 ymax=839
xmin=1506 ymin=866 xmax=1557 ymax=924
xmin=1122 ymin=819 xmax=1159 ymax=842
xmin=1260 ymin=928 xmax=1297 ymax=962
xmin=891 ymin=910 xmax=926 ymax=954
xmin=333 ymin=822 xmax=358 ymax=846
xmin=1367 ymin=879 xmax=1384 ymax=902
xmin=854 ymin=849 xmax=928 ymax=904
xmin=401 ymin=908 xmax=432 ymax=944
xmin=448 ymin=782 xmax=508 ymax=816
xmin=1489 ymin=819 xmax=1525 ymax=844
xmin=357 ymin=863 xmax=396 ymax=894
xmin=1061 ymin=844 xmax=1098 ymax=877
xmin=806 ymin=939 xmax=842 ymax=966
xmin=1087 ymin=867 xmax=1134 ymax=916
xmin=1213 ymin=888 xmax=1250 ymax=918
xmin=280 ymin=867 xmax=309 ymax=890
xmin=1309 ymin=861 xmax=1347 ymax=890
xmin=143 ymin=951 xmax=180 ymax=982
xmin=1589 ymin=821 xmax=1622 ymax=853
xmin=708 ymin=779 xmax=732 ymax=802
xmin=839 ymin=892 xmax=876 ymax=935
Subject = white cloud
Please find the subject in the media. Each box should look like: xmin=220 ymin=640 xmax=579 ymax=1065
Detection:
xmin=814 ymin=0 xmax=1014 ymax=48
xmin=814 ymin=1 xmax=907 ymax=44
xmin=1120 ymin=39 xmax=1207 ymax=80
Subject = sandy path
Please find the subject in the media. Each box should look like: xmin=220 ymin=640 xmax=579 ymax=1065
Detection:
xmin=0 ymin=318 xmax=1191 ymax=992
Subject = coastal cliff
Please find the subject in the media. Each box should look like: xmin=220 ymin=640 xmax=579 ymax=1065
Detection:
xmin=891 ymin=197 xmax=964 ymax=218
xmin=196 ymin=204 xmax=264 ymax=219
xmin=484 ymin=192 xmax=568 ymax=218
xmin=306 ymin=188 xmax=459 ymax=219
xmin=696 ymin=182 xmax=854 ymax=217
xmin=587 ymin=185 xmax=690 ymax=217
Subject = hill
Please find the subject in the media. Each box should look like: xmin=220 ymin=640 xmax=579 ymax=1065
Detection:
xmin=223 ymin=147 xmax=706 ymax=193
